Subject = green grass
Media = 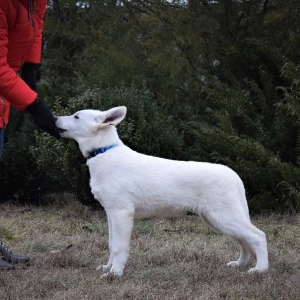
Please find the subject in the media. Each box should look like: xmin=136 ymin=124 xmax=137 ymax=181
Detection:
xmin=0 ymin=198 xmax=299 ymax=300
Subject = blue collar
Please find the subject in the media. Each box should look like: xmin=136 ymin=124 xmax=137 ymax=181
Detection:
xmin=87 ymin=144 xmax=118 ymax=160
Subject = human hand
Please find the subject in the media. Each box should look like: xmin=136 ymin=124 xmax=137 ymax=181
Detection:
xmin=26 ymin=98 xmax=60 ymax=139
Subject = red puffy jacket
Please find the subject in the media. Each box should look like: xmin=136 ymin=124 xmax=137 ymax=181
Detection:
xmin=0 ymin=0 xmax=47 ymax=128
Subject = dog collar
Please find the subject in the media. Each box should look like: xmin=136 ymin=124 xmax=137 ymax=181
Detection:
xmin=87 ymin=144 xmax=118 ymax=160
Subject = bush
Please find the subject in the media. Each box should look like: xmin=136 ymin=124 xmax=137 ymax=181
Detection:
xmin=178 ymin=76 xmax=300 ymax=213
xmin=30 ymin=83 xmax=186 ymax=206
xmin=2 ymin=76 xmax=300 ymax=213
xmin=0 ymin=80 xmax=79 ymax=204
xmin=0 ymin=109 xmax=50 ymax=203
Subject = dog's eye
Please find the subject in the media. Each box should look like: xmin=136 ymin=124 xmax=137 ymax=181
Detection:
xmin=74 ymin=115 xmax=79 ymax=119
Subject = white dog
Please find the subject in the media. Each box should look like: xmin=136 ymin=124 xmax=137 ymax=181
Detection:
xmin=55 ymin=106 xmax=268 ymax=277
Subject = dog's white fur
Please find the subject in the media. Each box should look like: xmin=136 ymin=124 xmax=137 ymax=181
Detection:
xmin=56 ymin=106 xmax=268 ymax=277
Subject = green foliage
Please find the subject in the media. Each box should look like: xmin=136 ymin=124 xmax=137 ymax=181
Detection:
xmin=1 ymin=1 xmax=300 ymax=212
xmin=179 ymin=78 xmax=300 ymax=213
xmin=0 ymin=81 xmax=78 ymax=203
xmin=30 ymin=84 xmax=186 ymax=206
xmin=0 ymin=112 xmax=47 ymax=202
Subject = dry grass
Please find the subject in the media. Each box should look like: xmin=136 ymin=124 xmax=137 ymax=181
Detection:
xmin=0 ymin=196 xmax=299 ymax=300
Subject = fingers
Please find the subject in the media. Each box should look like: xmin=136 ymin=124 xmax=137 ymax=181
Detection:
xmin=26 ymin=98 xmax=61 ymax=139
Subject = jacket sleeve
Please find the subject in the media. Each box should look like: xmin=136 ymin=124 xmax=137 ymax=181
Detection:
xmin=25 ymin=0 xmax=48 ymax=64
xmin=0 ymin=4 xmax=37 ymax=111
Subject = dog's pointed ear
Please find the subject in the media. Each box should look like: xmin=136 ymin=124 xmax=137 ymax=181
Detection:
xmin=95 ymin=106 xmax=127 ymax=128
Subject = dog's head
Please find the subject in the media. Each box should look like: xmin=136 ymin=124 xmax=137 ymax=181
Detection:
xmin=55 ymin=106 xmax=127 ymax=140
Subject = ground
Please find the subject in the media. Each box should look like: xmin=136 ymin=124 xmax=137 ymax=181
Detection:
xmin=0 ymin=195 xmax=299 ymax=300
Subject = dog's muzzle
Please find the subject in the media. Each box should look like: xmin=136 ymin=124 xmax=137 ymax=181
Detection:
xmin=57 ymin=127 xmax=67 ymax=134
xmin=55 ymin=118 xmax=67 ymax=133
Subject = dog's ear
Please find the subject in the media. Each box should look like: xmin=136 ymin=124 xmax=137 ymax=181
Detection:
xmin=95 ymin=106 xmax=127 ymax=128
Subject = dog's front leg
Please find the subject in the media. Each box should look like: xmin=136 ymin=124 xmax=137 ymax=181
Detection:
xmin=98 ymin=214 xmax=114 ymax=273
xmin=100 ymin=209 xmax=134 ymax=277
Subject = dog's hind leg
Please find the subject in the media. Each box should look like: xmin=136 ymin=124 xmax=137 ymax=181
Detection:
xmin=199 ymin=211 xmax=268 ymax=273
xmin=229 ymin=224 xmax=268 ymax=273
xmin=100 ymin=209 xmax=134 ymax=277
xmin=199 ymin=212 xmax=249 ymax=267
xmin=227 ymin=240 xmax=251 ymax=267
xmin=240 ymin=224 xmax=268 ymax=273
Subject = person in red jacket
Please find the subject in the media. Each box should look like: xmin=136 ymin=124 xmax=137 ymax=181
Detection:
xmin=0 ymin=0 xmax=60 ymax=270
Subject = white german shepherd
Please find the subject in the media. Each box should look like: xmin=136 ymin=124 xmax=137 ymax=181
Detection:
xmin=55 ymin=106 xmax=268 ymax=277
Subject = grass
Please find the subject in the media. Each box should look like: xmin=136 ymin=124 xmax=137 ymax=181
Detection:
xmin=0 ymin=196 xmax=299 ymax=300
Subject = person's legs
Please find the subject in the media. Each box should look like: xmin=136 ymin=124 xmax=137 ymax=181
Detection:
xmin=0 ymin=128 xmax=14 ymax=270
xmin=0 ymin=129 xmax=30 ymax=270
xmin=0 ymin=128 xmax=3 ymax=160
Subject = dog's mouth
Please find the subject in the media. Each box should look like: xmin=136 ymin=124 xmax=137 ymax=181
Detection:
xmin=57 ymin=127 xmax=67 ymax=134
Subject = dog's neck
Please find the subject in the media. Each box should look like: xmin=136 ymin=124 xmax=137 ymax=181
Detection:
xmin=77 ymin=127 xmax=123 ymax=158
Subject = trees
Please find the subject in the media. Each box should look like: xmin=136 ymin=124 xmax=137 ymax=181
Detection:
xmin=1 ymin=0 xmax=299 ymax=212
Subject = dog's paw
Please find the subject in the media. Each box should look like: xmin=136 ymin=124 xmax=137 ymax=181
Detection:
xmin=109 ymin=266 xmax=123 ymax=277
xmin=97 ymin=264 xmax=111 ymax=272
xmin=247 ymin=266 xmax=268 ymax=273
xmin=227 ymin=260 xmax=239 ymax=267
xmin=97 ymin=264 xmax=123 ymax=278
xmin=100 ymin=268 xmax=123 ymax=279
xmin=100 ymin=272 xmax=113 ymax=279
xmin=100 ymin=271 xmax=121 ymax=280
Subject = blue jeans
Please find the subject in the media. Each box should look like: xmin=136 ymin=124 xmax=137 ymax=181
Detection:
xmin=0 ymin=128 xmax=3 ymax=160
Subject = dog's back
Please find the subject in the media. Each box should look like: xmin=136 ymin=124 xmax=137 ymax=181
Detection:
xmin=89 ymin=145 xmax=249 ymax=220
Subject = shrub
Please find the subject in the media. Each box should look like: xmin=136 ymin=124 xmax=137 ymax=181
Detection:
xmin=0 ymin=80 xmax=80 ymax=204
xmin=0 ymin=110 xmax=50 ymax=203
xmin=30 ymin=84 xmax=186 ymax=206
xmin=178 ymin=76 xmax=300 ymax=213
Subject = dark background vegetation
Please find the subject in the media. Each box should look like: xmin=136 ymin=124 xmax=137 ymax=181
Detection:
xmin=1 ymin=0 xmax=300 ymax=213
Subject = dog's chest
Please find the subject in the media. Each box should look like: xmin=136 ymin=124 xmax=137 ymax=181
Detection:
xmin=87 ymin=159 xmax=110 ymax=191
